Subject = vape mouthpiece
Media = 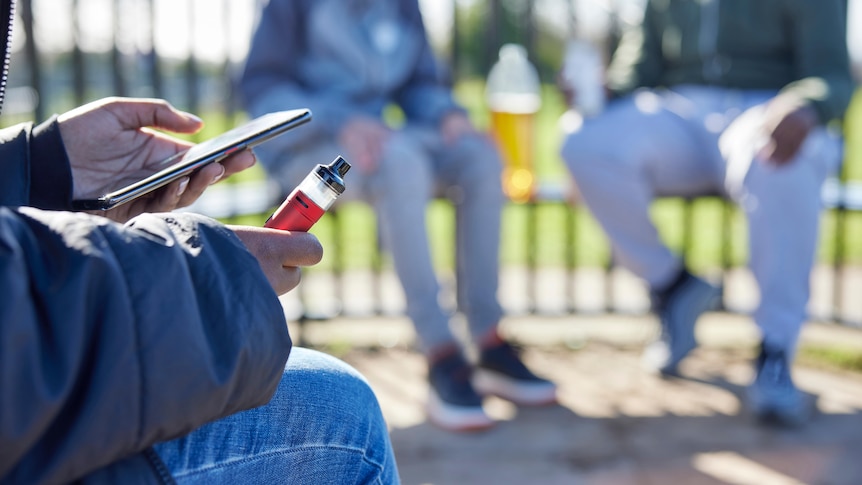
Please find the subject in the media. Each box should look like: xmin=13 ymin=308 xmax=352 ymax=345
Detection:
xmin=316 ymin=156 xmax=351 ymax=194
xmin=331 ymin=156 xmax=351 ymax=177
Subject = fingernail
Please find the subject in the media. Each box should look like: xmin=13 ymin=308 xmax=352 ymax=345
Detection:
xmin=177 ymin=177 xmax=190 ymax=197
xmin=210 ymin=164 xmax=226 ymax=185
xmin=183 ymin=112 xmax=203 ymax=124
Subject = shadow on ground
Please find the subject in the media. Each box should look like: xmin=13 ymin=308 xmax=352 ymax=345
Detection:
xmin=343 ymin=344 xmax=862 ymax=485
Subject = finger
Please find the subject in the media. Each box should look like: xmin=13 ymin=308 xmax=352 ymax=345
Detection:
xmin=219 ymin=148 xmax=257 ymax=179
xmin=137 ymin=177 xmax=189 ymax=214
xmin=160 ymin=177 xmax=187 ymax=210
xmin=238 ymin=227 xmax=324 ymax=267
xmin=230 ymin=226 xmax=323 ymax=264
xmin=177 ymin=164 xmax=224 ymax=208
xmin=106 ymin=97 xmax=204 ymax=134
xmin=268 ymin=229 xmax=325 ymax=268
xmin=269 ymin=266 xmax=303 ymax=295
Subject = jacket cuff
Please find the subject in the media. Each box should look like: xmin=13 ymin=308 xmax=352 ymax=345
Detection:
xmin=29 ymin=115 xmax=73 ymax=210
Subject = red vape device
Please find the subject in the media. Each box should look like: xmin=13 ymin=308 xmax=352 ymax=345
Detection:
xmin=264 ymin=156 xmax=351 ymax=231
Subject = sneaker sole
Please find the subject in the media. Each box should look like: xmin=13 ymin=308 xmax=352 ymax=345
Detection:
xmin=472 ymin=368 xmax=558 ymax=406
xmin=746 ymin=388 xmax=810 ymax=428
xmin=426 ymin=390 xmax=495 ymax=432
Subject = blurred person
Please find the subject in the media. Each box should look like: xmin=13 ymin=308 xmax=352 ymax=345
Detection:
xmin=559 ymin=0 xmax=854 ymax=427
xmin=239 ymin=0 xmax=557 ymax=432
xmin=0 ymin=3 xmax=399 ymax=485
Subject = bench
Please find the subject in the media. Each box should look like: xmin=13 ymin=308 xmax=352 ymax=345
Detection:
xmin=181 ymin=175 xmax=862 ymax=327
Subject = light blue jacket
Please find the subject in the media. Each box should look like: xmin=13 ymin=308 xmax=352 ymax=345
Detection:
xmin=238 ymin=0 xmax=463 ymax=151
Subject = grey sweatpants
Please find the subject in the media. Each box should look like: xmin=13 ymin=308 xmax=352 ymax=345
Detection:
xmin=258 ymin=127 xmax=505 ymax=354
xmin=560 ymin=85 xmax=843 ymax=352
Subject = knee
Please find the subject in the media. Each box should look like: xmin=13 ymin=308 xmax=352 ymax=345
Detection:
xmin=453 ymin=136 xmax=504 ymax=199
xmin=459 ymin=135 xmax=503 ymax=174
xmin=560 ymin=127 xmax=607 ymax=179
xmin=373 ymin=135 xmax=433 ymax=199
xmin=560 ymin=114 xmax=633 ymax=180
xmin=279 ymin=348 xmax=381 ymax=423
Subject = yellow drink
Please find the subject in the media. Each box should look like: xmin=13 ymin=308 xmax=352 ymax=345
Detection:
xmin=490 ymin=109 xmax=536 ymax=203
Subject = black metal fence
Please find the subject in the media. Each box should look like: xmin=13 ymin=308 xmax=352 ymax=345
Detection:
xmin=3 ymin=0 xmax=861 ymax=327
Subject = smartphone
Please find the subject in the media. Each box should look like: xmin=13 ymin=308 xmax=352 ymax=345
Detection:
xmin=71 ymin=108 xmax=312 ymax=211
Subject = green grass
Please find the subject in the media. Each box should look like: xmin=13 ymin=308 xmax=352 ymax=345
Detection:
xmin=798 ymin=345 xmax=862 ymax=374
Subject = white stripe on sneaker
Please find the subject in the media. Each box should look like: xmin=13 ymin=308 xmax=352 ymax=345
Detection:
xmin=472 ymin=368 xmax=558 ymax=406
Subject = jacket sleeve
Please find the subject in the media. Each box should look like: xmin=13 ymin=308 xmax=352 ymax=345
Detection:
xmin=780 ymin=0 xmax=854 ymax=124
xmin=238 ymin=0 xmax=352 ymax=139
xmin=392 ymin=0 xmax=465 ymax=127
xmin=0 ymin=209 xmax=291 ymax=484
xmin=0 ymin=118 xmax=74 ymax=210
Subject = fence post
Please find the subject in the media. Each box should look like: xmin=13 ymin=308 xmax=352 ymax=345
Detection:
xmin=19 ymin=0 xmax=43 ymax=120
xmin=111 ymin=0 xmax=127 ymax=97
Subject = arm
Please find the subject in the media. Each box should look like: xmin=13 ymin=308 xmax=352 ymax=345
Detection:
xmin=392 ymin=0 xmax=465 ymax=127
xmin=238 ymin=0 xmax=352 ymax=139
xmin=0 ymin=210 xmax=299 ymax=483
xmin=0 ymin=98 xmax=258 ymax=222
xmin=0 ymin=119 xmax=73 ymax=209
xmin=0 ymin=97 xmax=321 ymax=482
xmin=761 ymin=0 xmax=853 ymax=164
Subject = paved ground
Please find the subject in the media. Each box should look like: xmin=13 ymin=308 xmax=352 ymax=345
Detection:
xmin=297 ymin=313 xmax=862 ymax=485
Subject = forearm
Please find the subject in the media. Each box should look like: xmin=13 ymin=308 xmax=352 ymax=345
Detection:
xmin=0 ymin=209 xmax=289 ymax=484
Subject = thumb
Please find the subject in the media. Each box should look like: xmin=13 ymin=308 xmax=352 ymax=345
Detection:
xmin=106 ymin=97 xmax=204 ymax=134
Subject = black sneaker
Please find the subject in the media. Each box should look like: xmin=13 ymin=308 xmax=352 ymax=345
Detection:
xmin=642 ymin=270 xmax=721 ymax=376
xmin=746 ymin=343 xmax=810 ymax=427
xmin=473 ymin=341 xmax=557 ymax=406
xmin=426 ymin=351 xmax=495 ymax=432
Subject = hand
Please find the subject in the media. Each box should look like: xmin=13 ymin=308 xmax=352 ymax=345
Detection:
xmin=439 ymin=111 xmax=478 ymax=145
xmin=229 ymin=226 xmax=323 ymax=295
xmin=59 ymin=97 xmax=257 ymax=223
xmin=337 ymin=116 xmax=390 ymax=174
xmin=759 ymin=96 xmax=819 ymax=165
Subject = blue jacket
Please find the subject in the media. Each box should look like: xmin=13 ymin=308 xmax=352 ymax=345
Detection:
xmin=238 ymin=0 xmax=463 ymax=152
xmin=0 ymin=1 xmax=292 ymax=483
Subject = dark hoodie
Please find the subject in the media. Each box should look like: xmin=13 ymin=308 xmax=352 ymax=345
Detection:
xmin=0 ymin=1 xmax=292 ymax=483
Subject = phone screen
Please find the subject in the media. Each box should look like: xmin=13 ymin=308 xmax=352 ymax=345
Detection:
xmin=71 ymin=108 xmax=312 ymax=210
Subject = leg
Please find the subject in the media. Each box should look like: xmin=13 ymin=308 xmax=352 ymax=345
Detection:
xmin=259 ymin=138 xmax=455 ymax=353
xmin=561 ymin=91 xmax=724 ymax=374
xmin=724 ymin=107 xmax=843 ymax=353
xmin=366 ymin=131 xmax=454 ymax=353
xmin=434 ymin=133 xmax=505 ymax=341
xmin=722 ymin=105 xmax=843 ymax=425
xmin=434 ymin=133 xmax=557 ymax=406
xmin=153 ymin=348 xmax=400 ymax=484
xmin=561 ymin=91 xmax=723 ymax=287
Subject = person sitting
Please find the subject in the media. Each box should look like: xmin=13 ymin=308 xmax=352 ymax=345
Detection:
xmin=238 ymin=0 xmax=557 ymax=432
xmin=559 ymin=0 xmax=853 ymax=427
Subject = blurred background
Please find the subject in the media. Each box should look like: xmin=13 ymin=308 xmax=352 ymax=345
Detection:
xmin=2 ymin=0 xmax=860 ymax=327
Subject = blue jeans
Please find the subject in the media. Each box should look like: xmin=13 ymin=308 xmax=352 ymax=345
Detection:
xmin=153 ymin=348 xmax=400 ymax=484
